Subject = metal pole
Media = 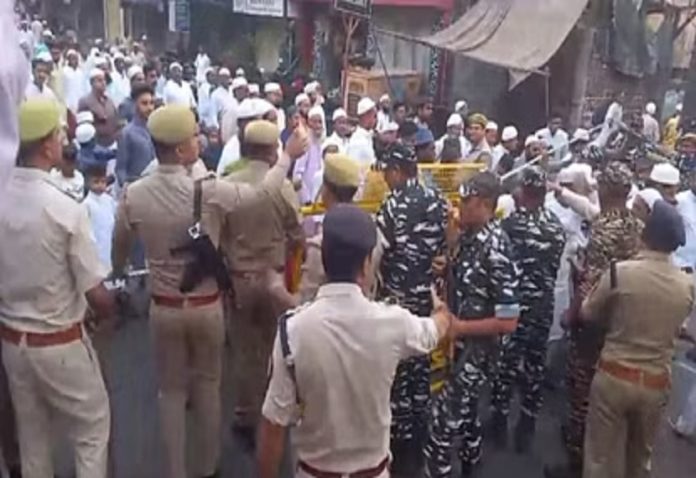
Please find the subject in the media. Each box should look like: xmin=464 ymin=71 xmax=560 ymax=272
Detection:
xmin=370 ymin=23 xmax=395 ymax=99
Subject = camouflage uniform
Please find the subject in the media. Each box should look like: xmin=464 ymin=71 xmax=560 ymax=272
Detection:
xmin=376 ymin=144 xmax=447 ymax=474
xmin=491 ymin=168 xmax=566 ymax=423
xmin=677 ymin=152 xmax=696 ymax=190
xmin=564 ymin=162 xmax=644 ymax=468
xmin=424 ymin=204 xmax=520 ymax=477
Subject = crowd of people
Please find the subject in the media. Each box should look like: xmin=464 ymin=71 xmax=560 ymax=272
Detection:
xmin=2 ymin=8 xmax=696 ymax=478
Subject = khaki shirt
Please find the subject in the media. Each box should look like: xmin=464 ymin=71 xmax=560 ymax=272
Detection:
xmin=582 ymin=250 xmax=694 ymax=375
xmin=0 ymin=168 xmax=106 ymax=332
xmin=262 ymin=283 xmax=439 ymax=472
xmin=113 ymin=155 xmax=291 ymax=296
xmin=223 ymin=159 xmax=303 ymax=271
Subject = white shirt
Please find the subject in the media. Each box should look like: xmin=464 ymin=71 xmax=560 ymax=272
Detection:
xmin=277 ymin=107 xmax=286 ymax=133
xmin=217 ymin=135 xmax=241 ymax=176
xmin=62 ymin=65 xmax=86 ymax=113
xmin=83 ymin=190 xmax=116 ymax=272
xmin=376 ymin=110 xmax=391 ymax=133
xmin=197 ymin=82 xmax=218 ymax=129
xmin=49 ymin=168 xmax=85 ymax=201
xmin=194 ymin=53 xmax=210 ymax=85
xmin=536 ymin=127 xmax=569 ymax=164
xmin=163 ymin=79 xmax=197 ymax=108
xmin=211 ymin=85 xmax=235 ymax=118
xmin=108 ymin=70 xmax=130 ymax=107
xmin=674 ymin=190 xmax=696 ymax=269
xmin=346 ymin=126 xmax=376 ymax=166
xmin=435 ymin=134 xmax=471 ymax=162
xmin=327 ymin=131 xmax=349 ymax=154
xmin=642 ymin=113 xmax=661 ymax=143
xmin=491 ymin=144 xmax=507 ymax=171
xmin=262 ymin=283 xmax=439 ymax=472
xmin=24 ymin=81 xmax=58 ymax=102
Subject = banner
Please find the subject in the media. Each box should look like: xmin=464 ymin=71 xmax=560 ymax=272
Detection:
xmin=168 ymin=0 xmax=190 ymax=32
xmin=234 ymin=0 xmax=286 ymax=17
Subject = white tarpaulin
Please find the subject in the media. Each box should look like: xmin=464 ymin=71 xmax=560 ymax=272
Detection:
xmin=380 ymin=0 xmax=589 ymax=87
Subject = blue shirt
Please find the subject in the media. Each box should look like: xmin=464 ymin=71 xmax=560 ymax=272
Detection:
xmin=116 ymin=115 xmax=155 ymax=186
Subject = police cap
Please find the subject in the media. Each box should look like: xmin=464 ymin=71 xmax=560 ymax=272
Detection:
xmin=147 ymin=105 xmax=196 ymax=145
xmin=324 ymin=153 xmax=360 ymax=188
xmin=19 ymin=99 xmax=61 ymax=143
xmin=244 ymin=120 xmax=279 ymax=146
xmin=644 ymin=200 xmax=685 ymax=252
xmin=521 ymin=165 xmax=547 ymax=189
xmin=322 ymin=204 xmax=377 ymax=254
xmin=381 ymin=143 xmax=416 ymax=168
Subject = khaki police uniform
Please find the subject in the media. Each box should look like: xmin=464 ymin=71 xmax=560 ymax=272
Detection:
xmin=112 ymin=107 xmax=293 ymax=478
xmin=0 ymin=99 xmax=110 ymax=478
xmin=222 ymin=120 xmax=303 ymax=429
xmin=298 ymin=153 xmax=361 ymax=303
xmin=581 ymin=251 xmax=694 ymax=478
xmin=262 ymin=206 xmax=442 ymax=477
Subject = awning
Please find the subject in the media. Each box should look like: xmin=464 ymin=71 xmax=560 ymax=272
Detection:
xmin=377 ymin=0 xmax=589 ymax=87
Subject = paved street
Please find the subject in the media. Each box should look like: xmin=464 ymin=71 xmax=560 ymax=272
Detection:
xmin=48 ymin=303 xmax=696 ymax=478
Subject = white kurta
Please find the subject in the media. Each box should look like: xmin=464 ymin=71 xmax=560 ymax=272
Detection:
xmin=83 ymin=190 xmax=117 ymax=272
xmin=163 ymin=80 xmax=197 ymax=108
xmin=62 ymin=65 xmax=86 ymax=113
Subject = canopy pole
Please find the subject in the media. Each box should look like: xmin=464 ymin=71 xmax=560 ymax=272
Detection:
xmin=370 ymin=23 xmax=396 ymax=100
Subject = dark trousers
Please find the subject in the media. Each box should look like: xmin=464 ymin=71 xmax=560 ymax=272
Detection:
xmin=424 ymin=359 xmax=486 ymax=478
xmin=491 ymin=320 xmax=550 ymax=419
xmin=0 ymin=341 xmax=20 ymax=470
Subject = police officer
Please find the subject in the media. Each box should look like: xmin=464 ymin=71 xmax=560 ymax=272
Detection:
xmin=298 ymin=152 xmax=361 ymax=303
xmin=257 ymin=204 xmax=451 ymax=478
xmin=0 ymin=99 xmax=114 ymax=477
xmin=425 ymin=171 xmax=520 ymax=478
xmin=112 ymin=105 xmax=306 ymax=478
xmin=489 ymin=167 xmax=566 ymax=451
xmin=545 ymin=161 xmax=644 ymax=478
xmin=375 ymin=143 xmax=447 ymax=476
xmin=582 ymin=201 xmax=694 ymax=478
xmin=221 ymin=119 xmax=304 ymax=447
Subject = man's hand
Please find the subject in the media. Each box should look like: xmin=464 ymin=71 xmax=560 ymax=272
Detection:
xmin=432 ymin=255 xmax=447 ymax=277
xmin=431 ymin=286 xmax=452 ymax=340
xmin=285 ymin=127 xmax=309 ymax=160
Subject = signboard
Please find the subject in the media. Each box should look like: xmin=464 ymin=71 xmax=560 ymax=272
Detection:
xmin=168 ymin=0 xmax=190 ymax=32
xmin=234 ymin=0 xmax=289 ymax=17
xmin=333 ymin=0 xmax=372 ymax=17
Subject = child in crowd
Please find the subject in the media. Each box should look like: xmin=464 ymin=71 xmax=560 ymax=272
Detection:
xmin=50 ymin=142 xmax=85 ymax=200
xmin=83 ymin=164 xmax=117 ymax=272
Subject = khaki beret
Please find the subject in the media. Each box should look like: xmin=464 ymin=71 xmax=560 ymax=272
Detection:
xmin=147 ymin=105 xmax=196 ymax=145
xmin=324 ymin=153 xmax=361 ymax=188
xmin=468 ymin=113 xmax=488 ymax=128
xmin=244 ymin=120 xmax=279 ymax=146
xmin=19 ymin=99 xmax=61 ymax=143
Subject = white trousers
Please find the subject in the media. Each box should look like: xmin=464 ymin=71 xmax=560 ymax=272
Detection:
xmin=1 ymin=335 xmax=110 ymax=478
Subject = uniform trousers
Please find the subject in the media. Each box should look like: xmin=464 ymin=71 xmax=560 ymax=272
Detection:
xmin=425 ymin=358 xmax=486 ymax=478
xmin=228 ymin=270 xmax=296 ymax=428
xmin=0 ymin=341 xmax=19 ymax=473
xmin=565 ymin=326 xmax=604 ymax=467
xmin=151 ymin=301 xmax=224 ymax=478
xmin=583 ymin=370 xmax=668 ymax=478
xmin=1 ymin=333 xmax=110 ymax=478
xmin=491 ymin=319 xmax=550 ymax=419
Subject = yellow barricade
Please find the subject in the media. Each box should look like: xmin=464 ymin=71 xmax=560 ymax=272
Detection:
xmin=300 ymin=163 xmax=485 ymax=216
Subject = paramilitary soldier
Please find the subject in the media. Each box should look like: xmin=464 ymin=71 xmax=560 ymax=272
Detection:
xmin=375 ymin=143 xmax=447 ymax=476
xmin=489 ymin=166 xmax=566 ymax=451
xmin=425 ymin=172 xmax=520 ymax=478
xmin=545 ymin=161 xmax=644 ymax=478
xmin=221 ymin=119 xmax=304 ymax=448
xmin=112 ymin=105 xmax=306 ymax=478
xmin=1 ymin=99 xmax=115 ymax=478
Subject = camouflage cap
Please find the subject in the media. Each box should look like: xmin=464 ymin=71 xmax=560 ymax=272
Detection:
xmin=381 ymin=143 xmax=417 ymax=168
xmin=521 ymin=165 xmax=547 ymax=189
xmin=596 ymin=161 xmax=633 ymax=188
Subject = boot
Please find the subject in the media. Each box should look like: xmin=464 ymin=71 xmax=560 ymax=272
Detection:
xmin=513 ymin=413 xmax=536 ymax=454
xmin=486 ymin=411 xmax=508 ymax=449
xmin=543 ymin=460 xmax=582 ymax=478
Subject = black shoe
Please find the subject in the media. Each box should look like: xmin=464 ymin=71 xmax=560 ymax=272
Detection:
xmin=543 ymin=462 xmax=582 ymax=478
xmin=486 ymin=411 xmax=508 ymax=449
xmin=514 ymin=413 xmax=535 ymax=454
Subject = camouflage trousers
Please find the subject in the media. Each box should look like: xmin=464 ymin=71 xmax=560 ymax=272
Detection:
xmin=424 ymin=358 xmax=486 ymax=478
xmin=564 ymin=326 xmax=604 ymax=466
xmin=490 ymin=319 xmax=550 ymax=419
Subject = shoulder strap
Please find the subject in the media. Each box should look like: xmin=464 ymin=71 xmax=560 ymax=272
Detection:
xmin=609 ymin=260 xmax=618 ymax=289
xmin=194 ymin=178 xmax=203 ymax=222
xmin=278 ymin=310 xmax=301 ymax=405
